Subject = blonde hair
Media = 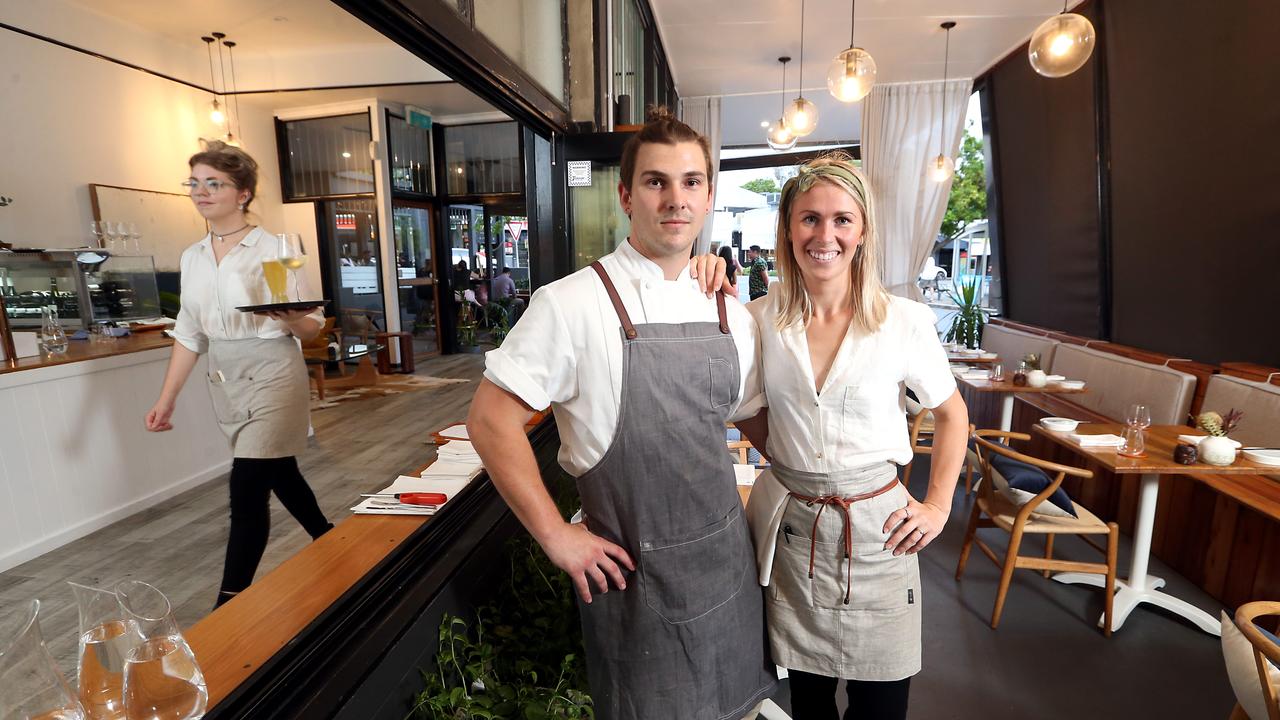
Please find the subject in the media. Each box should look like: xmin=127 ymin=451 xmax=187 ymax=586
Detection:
xmin=772 ymin=153 xmax=889 ymax=333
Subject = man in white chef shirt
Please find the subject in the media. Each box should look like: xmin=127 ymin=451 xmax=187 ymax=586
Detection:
xmin=467 ymin=108 xmax=773 ymax=719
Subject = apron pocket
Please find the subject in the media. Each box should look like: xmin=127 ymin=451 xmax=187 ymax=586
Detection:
xmin=817 ymin=541 xmax=909 ymax=611
xmin=208 ymin=377 xmax=254 ymax=424
xmin=769 ymin=534 xmax=815 ymax=608
xmin=709 ymin=357 xmax=734 ymax=409
xmin=640 ymin=507 xmax=747 ymax=624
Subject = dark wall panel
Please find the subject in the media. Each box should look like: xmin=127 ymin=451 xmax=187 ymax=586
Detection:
xmin=1105 ymin=0 xmax=1280 ymax=366
xmin=989 ymin=3 xmax=1103 ymax=337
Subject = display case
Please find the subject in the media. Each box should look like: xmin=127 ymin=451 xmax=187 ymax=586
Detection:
xmin=0 ymin=250 xmax=161 ymax=329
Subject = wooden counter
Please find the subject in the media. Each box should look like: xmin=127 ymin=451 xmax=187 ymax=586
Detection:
xmin=193 ymin=414 xmax=553 ymax=719
xmin=0 ymin=332 xmax=173 ymax=374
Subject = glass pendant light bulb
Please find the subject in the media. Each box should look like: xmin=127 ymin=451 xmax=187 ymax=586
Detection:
xmin=928 ymin=154 xmax=955 ymax=183
xmin=784 ymin=97 xmax=818 ymax=138
xmin=1028 ymin=12 xmax=1095 ymax=78
xmin=827 ymin=47 xmax=876 ymax=103
xmin=767 ymin=120 xmax=797 ymax=151
xmin=209 ymin=99 xmax=225 ymax=125
xmin=223 ymin=132 xmax=240 ymax=148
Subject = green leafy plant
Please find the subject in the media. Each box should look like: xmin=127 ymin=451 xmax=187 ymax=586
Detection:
xmin=485 ymin=299 xmax=514 ymax=346
xmin=456 ymin=302 xmax=478 ymax=347
xmin=944 ymin=275 xmax=988 ymax=349
xmin=410 ymin=475 xmax=592 ymax=719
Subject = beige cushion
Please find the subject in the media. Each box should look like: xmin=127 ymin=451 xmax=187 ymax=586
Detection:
xmin=1048 ymin=344 xmax=1195 ymax=426
xmin=981 ymin=325 xmax=1059 ymax=375
xmin=1202 ymin=375 xmax=1280 ymax=448
xmin=1222 ymin=611 xmax=1280 ymax=720
xmin=978 ymin=492 xmax=1111 ymax=534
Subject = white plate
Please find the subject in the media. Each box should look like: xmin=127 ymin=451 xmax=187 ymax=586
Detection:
xmin=980 ymin=352 xmax=998 ymax=359
xmin=1242 ymin=449 xmax=1280 ymax=466
xmin=1056 ymin=380 xmax=1086 ymax=390
xmin=1046 ymin=374 xmax=1066 ymax=382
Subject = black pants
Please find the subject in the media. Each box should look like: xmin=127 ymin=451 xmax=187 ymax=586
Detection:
xmin=788 ymin=670 xmax=911 ymax=720
xmin=215 ymin=456 xmax=333 ymax=608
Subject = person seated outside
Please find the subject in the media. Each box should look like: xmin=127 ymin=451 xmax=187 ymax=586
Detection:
xmin=490 ymin=267 xmax=526 ymax=320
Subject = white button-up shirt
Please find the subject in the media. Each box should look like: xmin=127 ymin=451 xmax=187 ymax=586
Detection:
xmin=485 ymin=240 xmax=764 ymax=477
xmin=171 ymin=227 xmax=323 ymax=354
xmin=747 ymin=288 xmax=956 ymax=471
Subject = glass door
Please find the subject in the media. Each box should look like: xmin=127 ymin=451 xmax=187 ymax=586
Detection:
xmin=392 ymin=201 xmax=438 ymax=357
xmin=320 ymin=198 xmax=383 ymax=319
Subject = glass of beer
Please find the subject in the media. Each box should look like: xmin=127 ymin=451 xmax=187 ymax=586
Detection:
xmin=261 ymin=256 xmax=288 ymax=304
xmin=276 ymin=233 xmax=306 ymax=301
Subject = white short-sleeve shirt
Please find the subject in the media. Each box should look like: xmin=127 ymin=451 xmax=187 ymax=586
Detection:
xmin=171 ymin=227 xmax=323 ymax=354
xmin=484 ymin=240 xmax=764 ymax=477
xmin=747 ymin=288 xmax=956 ymax=471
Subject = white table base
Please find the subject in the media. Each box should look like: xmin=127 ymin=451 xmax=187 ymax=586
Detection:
xmin=999 ymin=394 xmax=1015 ymax=431
xmin=1052 ymin=472 xmax=1220 ymax=635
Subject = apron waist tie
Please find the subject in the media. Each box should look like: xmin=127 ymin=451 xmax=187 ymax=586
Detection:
xmin=789 ymin=477 xmax=901 ymax=605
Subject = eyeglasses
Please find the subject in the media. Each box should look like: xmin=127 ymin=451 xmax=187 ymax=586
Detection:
xmin=181 ymin=178 xmax=234 ymax=193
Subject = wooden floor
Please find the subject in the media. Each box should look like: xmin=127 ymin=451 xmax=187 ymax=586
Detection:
xmin=0 ymin=352 xmax=488 ymax=675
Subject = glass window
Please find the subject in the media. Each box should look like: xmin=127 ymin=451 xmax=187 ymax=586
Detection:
xmin=280 ymin=114 xmax=374 ymax=199
xmin=443 ymin=123 xmax=523 ymax=195
xmin=393 ymin=203 xmax=439 ymax=356
xmin=474 ymin=0 xmax=566 ymax=101
xmin=387 ymin=113 xmax=433 ymax=196
xmin=570 ymin=164 xmax=629 ymax=270
xmin=612 ymin=0 xmax=645 ymax=125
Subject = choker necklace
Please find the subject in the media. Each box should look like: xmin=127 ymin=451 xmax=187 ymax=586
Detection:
xmin=213 ymin=224 xmax=252 ymax=243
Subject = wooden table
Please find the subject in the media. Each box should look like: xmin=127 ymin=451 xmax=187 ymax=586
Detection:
xmin=1033 ymin=423 xmax=1275 ymax=635
xmin=0 ymin=331 xmax=173 ymax=374
xmin=955 ymin=376 xmax=1087 ymax=431
xmin=947 ymin=353 xmax=999 ymax=365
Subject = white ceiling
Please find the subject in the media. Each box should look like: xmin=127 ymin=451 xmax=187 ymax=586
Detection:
xmin=654 ymin=0 xmax=1078 ymax=145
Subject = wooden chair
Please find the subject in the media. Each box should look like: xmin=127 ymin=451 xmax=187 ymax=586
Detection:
xmin=1231 ymin=602 xmax=1280 ymax=720
xmin=902 ymin=404 xmax=978 ymax=494
xmin=955 ymin=430 xmax=1120 ymax=635
xmin=727 ymin=439 xmax=754 ymax=464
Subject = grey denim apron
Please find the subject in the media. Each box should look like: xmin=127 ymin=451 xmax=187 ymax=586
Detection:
xmin=574 ymin=262 xmax=776 ymax=720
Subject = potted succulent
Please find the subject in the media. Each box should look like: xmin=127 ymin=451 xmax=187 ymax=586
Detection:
xmin=943 ymin=275 xmax=988 ymax=350
xmin=1195 ymin=409 xmax=1243 ymax=466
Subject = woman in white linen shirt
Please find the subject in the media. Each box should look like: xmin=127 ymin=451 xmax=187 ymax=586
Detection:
xmin=144 ymin=141 xmax=332 ymax=609
xmin=697 ymin=155 xmax=968 ymax=719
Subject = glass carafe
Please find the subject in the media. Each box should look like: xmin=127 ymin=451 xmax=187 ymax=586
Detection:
xmin=41 ymin=305 xmax=69 ymax=355
xmin=115 ymin=581 xmax=206 ymax=720
xmin=69 ymin=582 xmax=133 ymax=719
xmin=0 ymin=599 xmax=87 ymax=720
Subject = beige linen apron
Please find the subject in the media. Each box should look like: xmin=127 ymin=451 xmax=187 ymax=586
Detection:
xmin=750 ymin=461 xmax=921 ymax=681
xmin=206 ymin=336 xmax=309 ymax=458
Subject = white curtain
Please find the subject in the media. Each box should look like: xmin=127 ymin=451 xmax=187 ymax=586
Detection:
xmin=861 ymin=79 xmax=972 ymax=300
xmin=679 ymin=96 xmax=721 ymax=256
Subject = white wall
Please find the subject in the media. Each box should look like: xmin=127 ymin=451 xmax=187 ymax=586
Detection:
xmin=0 ymin=29 xmax=287 ymax=250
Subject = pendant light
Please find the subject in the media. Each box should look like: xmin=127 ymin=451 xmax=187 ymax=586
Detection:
xmin=767 ymin=57 xmax=798 ymax=151
xmin=1028 ymin=1 xmax=1096 ymax=78
xmin=201 ymin=36 xmax=225 ymax=126
xmin=826 ymin=0 xmax=876 ymax=103
xmin=210 ymin=33 xmax=240 ymax=147
xmin=927 ymin=21 xmax=957 ymax=184
xmin=782 ymin=0 xmax=817 ymax=137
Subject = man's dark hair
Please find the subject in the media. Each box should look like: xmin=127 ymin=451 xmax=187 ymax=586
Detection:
xmin=619 ymin=106 xmax=712 ymax=191
xmin=749 ymin=245 xmax=761 ymax=253
xmin=502 ymin=268 xmax=512 ymax=275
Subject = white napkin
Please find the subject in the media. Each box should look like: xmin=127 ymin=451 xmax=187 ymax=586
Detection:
xmin=436 ymin=423 xmax=470 ymax=440
xmin=351 ymin=473 xmax=475 ymax=515
xmin=734 ymin=464 xmax=761 ymax=486
xmin=1070 ymin=433 xmax=1125 ymax=447
xmin=960 ymin=371 xmax=990 ymax=380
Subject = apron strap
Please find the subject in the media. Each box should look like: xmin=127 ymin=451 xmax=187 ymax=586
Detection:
xmin=716 ymin=288 xmax=730 ymax=334
xmin=590 ymin=261 xmax=637 ymax=340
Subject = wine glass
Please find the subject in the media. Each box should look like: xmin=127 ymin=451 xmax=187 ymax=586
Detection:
xmin=126 ymin=223 xmax=142 ymax=254
xmin=1126 ymin=404 xmax=1152 ymax=430
xmin=115 ymin=223 xmax=132 ymax=254
xmin=90 ymin=221 xmax=106 ymax=249
xmin=277 ymin=233 xmax=306 ymax=302
xmin=102 ymin=222 xmax=119 ymax=253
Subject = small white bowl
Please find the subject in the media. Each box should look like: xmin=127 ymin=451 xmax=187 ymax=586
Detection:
xmin=1041 ymin=417 xmax=1080 ymax=432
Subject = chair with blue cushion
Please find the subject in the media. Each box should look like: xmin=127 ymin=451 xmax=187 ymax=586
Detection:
xmin=955 ymin=430 xmax=1120 ymax=635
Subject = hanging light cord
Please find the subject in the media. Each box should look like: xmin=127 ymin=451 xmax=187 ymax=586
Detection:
xmin=227 ymin=42 xmax=243 ymax=141
xmin=216 ymin=37 xmax=229 ymax=127
xmin=798 ymin=0 xmax=806 ymax=93
xmin=941 ymin=24 xmax=951 ymax=152
xmin=849 ymin=0 xmax=856 ymax=48
xmin=204 ymin=39 xmax=217 ymax=93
